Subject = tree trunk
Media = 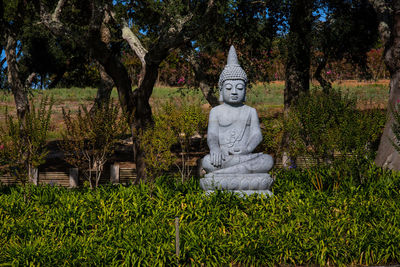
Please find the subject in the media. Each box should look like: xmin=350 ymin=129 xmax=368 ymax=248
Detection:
xmin=281 ymin=0 xmax=313 ymax=167
xmin=375 ymin=3 xmax=400 ymax=169
xmin=4 ymin=34 xmax=29 ymax=120
xmin=314 ymin=57 xmax=332 ymax=93
xmin=89 ymin=35 xmax=134 ymax=117
xmin=187 ymin=48 xmax=219 ymax=107
xmin=375 ymin=72 xmax=400 ymax=169
xmin=198 ymin=82 xmax=219 ymax=107
xmin=91 ymin=63 xmax=113 ymax=112
xmin=284 ymin=0 xmax=313 ymax=110
xmin=132 ymin=61 xmax=162 ymax=181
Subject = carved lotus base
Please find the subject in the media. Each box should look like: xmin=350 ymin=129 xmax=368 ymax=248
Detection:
xmin=203 ymin=190 xmax=273 ymax=197
xmin=200 ymin=173 xmax=274 ymax=196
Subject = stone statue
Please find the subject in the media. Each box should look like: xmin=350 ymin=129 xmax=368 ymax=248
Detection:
xmin=199 ymin=46 xmax=274 ymax=196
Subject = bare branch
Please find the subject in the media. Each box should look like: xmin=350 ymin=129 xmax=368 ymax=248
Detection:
xmin=206 ymin=0 xmax=215 ymax=14
xmin=108 ymin=10 xmax=148 ymax=66
xmin=37 ymin=0 xmax=73 ymax=38
xmin=25 ymin=72 xmax=37 ymax=88
xmin=52 ymin=0 xmax=67 ymax=22
xmin=121 ymin=21 xmax=148 ymax=65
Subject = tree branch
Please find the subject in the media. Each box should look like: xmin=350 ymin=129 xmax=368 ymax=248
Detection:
xmin=25 ymin=72 xmax=37 ymax=88
xmin=121 ymin=20 xmax=148 ymax=66
xmin=52 ymin=0 xmax=67 ymax=22
xmin=369 ymin=0 xmax=392 ymax=45
xmin=186 ymin=47 xmax=219 ymax=107
xmin=108 ymin=9 xmax=148 ymax=67
xmin=37 ymin=0 xmax=71 ymax=38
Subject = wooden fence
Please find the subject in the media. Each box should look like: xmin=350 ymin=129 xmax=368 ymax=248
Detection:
xmin=0 ymin=155 xmax=334 ymax=187
xmin=0 ymin=163 xmax=137 ymax=187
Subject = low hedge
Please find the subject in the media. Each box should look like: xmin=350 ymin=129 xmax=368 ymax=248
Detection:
xmin=0 ymin=164 xmax=400 ymax=266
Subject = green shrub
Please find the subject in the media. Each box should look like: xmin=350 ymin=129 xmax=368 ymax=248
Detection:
xmin=259 ymin=114 xmax=284 ymax=156
xmin=139 ymin=111 xmax=178 ymax=180
xmin=286 ymin=88 xmax=385 ymax=169
xmin=140 ymin=99 xmax=207 ymax=181
xmin=0 ymin=96 xmax=53 ymax=184
xmin=60 ymin=100 xmax=127 ymax=188
xmin=167 ymin=100 xmax=207 ymax=181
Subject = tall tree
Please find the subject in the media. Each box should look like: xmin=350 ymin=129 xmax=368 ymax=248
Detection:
xmin=372 ymin=0 xmax=400 ymax=169
xmin=284 ymin=0 xmax=314 ymax=110
xmin=1 ymin=0 xmax=37 ymax=120
xmin=37 ymin=0 xmax=218 ymax=181
xmin=280 ymin=0 xmax=314 ymax=167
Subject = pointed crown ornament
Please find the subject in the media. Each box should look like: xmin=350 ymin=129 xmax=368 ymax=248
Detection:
xmin=218 ymin=46 xmax=248 ymax=89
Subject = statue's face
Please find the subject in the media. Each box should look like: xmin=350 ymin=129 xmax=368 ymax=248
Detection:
xmin=222 ymin=80 xmax=246 ymax=104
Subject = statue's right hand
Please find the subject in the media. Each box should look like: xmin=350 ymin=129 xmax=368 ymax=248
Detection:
xmin=210 ymin=149 xmax=224 ymax=167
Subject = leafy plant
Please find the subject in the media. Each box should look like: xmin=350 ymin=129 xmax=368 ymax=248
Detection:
xmin=286 ymin=88 xmax=385 ymax=170
xmin=60 ymin=100 xmax=127 ymax=188
xmin=166 ymin=100 xmax=207 ymax=181
xmin=140 ymin=100 xmax=207 ymax=181
xmin=1 ymin=166 xmax=400 ymax=266
xmin=0 ymin=96 xmax=53 ymax=185
xmin=139 ymin=111 xmax=178 ymax=180
xmin=259 ymin=114 xmax=284 ymax=157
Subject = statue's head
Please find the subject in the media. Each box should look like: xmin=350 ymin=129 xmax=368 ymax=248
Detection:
xmin=219 ymin=46 xmax=248 ymax=104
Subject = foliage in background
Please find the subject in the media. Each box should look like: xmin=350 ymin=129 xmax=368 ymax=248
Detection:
xmin=166 ymin=100 xmax=207 ymax=181
xmin=259 ymin=114 xmax=284 ymax=157
xmin=0 ymin=162 xmax=399 ymax=265
xmin=139 ymin=109 xmax=178 ymax=181
xmin=140 ymin=99 xmax=207 ymax=181
xmin=0 ymin=96 xmax=53 ymax=185
xmin=286 ymin=88 xmax=385 ymax=169
xmin=60 ymin=100 xmax=127 ymax=188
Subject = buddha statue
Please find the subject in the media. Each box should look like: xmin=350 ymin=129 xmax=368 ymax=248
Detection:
xmin=199 ymin=46 xmax=274 ymax=196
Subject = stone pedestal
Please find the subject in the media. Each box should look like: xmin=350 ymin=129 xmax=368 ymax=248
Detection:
xmin=200 ymin=173 xmax=274 ymax=196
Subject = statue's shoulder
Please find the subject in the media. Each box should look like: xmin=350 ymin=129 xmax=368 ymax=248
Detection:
xmin=243 ymin=105 xmax=257 ymax=114
xmin=209 ymin=104 xmax=224 ymax=116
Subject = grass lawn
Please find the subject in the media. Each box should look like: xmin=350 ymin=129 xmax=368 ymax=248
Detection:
xmin=0 ymin=165 xmax=399 ymax=265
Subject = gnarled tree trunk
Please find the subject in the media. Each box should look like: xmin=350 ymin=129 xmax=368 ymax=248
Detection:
xmin=4 ymin=34 xmax=29 ymax=120
xmin=131 ymin=58 xmax=167 ymax=181
xmin=91 ymin=63 xmax=114 ymax=112
xmin=375 ymin=2 xmax=400 ymax=169
xmin=314 ymin=57 xmax=332 ymax=93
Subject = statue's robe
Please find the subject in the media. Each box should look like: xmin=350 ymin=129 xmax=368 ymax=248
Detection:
xmin=211 ymin=105 xmax=262 ymax=168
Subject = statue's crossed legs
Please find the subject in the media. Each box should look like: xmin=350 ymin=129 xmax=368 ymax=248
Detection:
xmin=201 ymin=153 xmax=273 ymax=174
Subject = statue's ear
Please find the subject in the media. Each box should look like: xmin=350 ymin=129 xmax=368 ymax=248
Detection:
xmin=219 ymin=92 xmax=223 ymax=102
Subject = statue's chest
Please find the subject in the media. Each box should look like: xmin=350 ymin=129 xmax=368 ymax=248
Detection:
xmin=218 ymin=109 xmax=241 ymax=127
